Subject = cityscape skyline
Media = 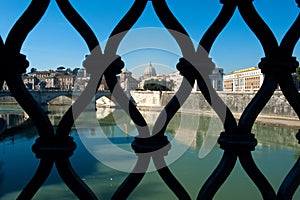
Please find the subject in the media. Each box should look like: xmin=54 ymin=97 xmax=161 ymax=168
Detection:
xmin=6 ymin=62 xmax=300 ymax=93
xmin=0 ymin=0 xmax=299 ymax=74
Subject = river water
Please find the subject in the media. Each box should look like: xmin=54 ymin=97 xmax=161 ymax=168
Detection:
xmin=0 ymin=104 xmax=300 ymax=199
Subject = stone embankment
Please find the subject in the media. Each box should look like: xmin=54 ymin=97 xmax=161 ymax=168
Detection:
xmin=131 ymin=91 xmax=300 ymax=129
xmin=0 ymin=90 xmax=299 ymax=128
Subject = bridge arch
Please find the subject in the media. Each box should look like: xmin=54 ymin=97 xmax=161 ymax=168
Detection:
xmin=0 ymin=90 xmax=114 ymax=111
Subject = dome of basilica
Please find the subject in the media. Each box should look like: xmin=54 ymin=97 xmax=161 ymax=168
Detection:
xmin=143 ymin=62 xmax=157 ymax=78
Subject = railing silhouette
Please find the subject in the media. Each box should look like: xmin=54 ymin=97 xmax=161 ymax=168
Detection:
xmin=0 ymin=0 xmax=299 ymax=199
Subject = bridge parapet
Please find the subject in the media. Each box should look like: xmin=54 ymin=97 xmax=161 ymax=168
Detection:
xmin=0 ymin=90 xmax=111 ymax=104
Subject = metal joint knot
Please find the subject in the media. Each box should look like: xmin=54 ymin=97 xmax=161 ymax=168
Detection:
xmin=131 ymin=135 xmax=171 ymax=155
xmin=32 ymin=136 xmax=77 ymax=159
xmin=218 ymin=132 xmax=257 ymax=154
xmin=83 ymin=51 xmax=124 ymax=75
xmin=176 ymin=57 xmax=214 ymax=80
xmin=0 ymin=52 xmax=29 ymax=77
xmin=104 ymin=56 xmax=125 ymax=76
xmin=258 ymin=57 xmax=299 ymax=75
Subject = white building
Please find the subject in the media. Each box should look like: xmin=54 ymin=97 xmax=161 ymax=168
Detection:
xmin=209 ymin=67 xmax=224 ymax=91
xmin=119 ymin=69 xmax=139 ymax=92
xmin=139 ymin=62 xmax=157 ymax=80
xmin=169 ymin=67 xmax=224 ymax=92
xmin=224 ymin=67 xmax=264 ymax=92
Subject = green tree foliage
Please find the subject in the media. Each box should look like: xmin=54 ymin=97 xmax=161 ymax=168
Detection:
xmin=66 ymin=68 xmax=73 ymax=74
xmin=57 ymin=66 xmax=65 ymax=72
xmin=72 ymin=68 xmax=80 ymax=75
xmin=30 ymin=68 xmax=37 ymax=73
xmin=296 ymin=67 xmax=300 ymax=80
xmin=143 ymin=79 xmax=174 ymax=91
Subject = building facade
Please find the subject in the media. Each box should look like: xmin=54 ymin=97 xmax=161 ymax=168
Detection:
xmin=209 ymin=67 xmax=224 ymax=91
xmin=22 ymin=76 xmax=37 ymax=90
xmin=55 ymin=74 xmax=74 ymax=90
xmin=224 ymin=67 xmax=264 ymax=92
xmin=139 ymin=62 xmax=157 ymax=80
xmin=119 ymin=69 xmax=139 ymax=92
xmin=169 ymin=67 xmax=224 ymax=92
xmin=23 ymin=70 xmax=76 ymax=90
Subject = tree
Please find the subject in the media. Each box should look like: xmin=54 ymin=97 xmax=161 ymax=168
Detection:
xmin=143 ymin=79 xmax=174 ymax=91
xmin=72 ymin=68 xmax=80 ymax=75
xmin=30 ymin=68 xmax=37 ymax=73
xmin=66 ymin=68 xmax=73 ymax=74
xmin=296 ymin=67 xmax=300 ymax=80
xmin=39 ymin=81 xmax=47 ymax=90
xmin=25 ymin=82 xmax=33 ymax=90
xmin=57 ymin=66 xmax=65 ymax=72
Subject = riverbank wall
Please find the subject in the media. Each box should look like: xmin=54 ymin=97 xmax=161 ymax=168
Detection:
xmin=0 ymin=95 xmax=72 ymax=105
xmin=1 ymin=90 xmax=298 ymax=120
xmin=131 ymin=91 xmax=299 ymax=119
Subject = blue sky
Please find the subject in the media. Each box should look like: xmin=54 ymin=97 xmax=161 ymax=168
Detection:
xmin=0 ymin=0 xmax=299 ymax=76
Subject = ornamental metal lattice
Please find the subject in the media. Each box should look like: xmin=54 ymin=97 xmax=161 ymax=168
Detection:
xmin=0 ymin=0 xmax=300 ymax=199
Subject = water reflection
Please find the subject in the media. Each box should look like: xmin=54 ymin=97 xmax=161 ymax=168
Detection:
xmin=0 ymin=161 xmax=3 ymax=187
xmin=0 ymin=105 xmax=300 ymax=199
xmin=2 ymin=105 xmax=298 ymax=152
xmin=105 ymin=109 xmax=299 ymax=151
xmin=0 ymin=110 xmax=27 ymax=129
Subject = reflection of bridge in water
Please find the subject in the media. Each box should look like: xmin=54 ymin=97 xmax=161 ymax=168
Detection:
xmin=0 ymin=110 xmax=29 ymax=136
xmin=0 ymin=106 xmax=299 ymax=151
xmin=0 ymin=110 xmax=27 ymax=129
xmin=90 ymin=109 xmax=300 ymax=151
xmin=0 ymin=90 xmax=112 ymax=112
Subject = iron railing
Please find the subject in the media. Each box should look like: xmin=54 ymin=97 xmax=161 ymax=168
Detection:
xmin=0 ymin=0 xmax=299 ymax=199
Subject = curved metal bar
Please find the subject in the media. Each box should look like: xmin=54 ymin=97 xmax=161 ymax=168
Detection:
xmin=112 ymin=155 xmax=151 ymax=200
xmin=276 ymin=75 xmax=300 ymax=198
xmin=197 ymin=151 xmax=237 ymax=200
xmin=237 ymin=1 xmax=278 ymax=57
xmin=239 ymin=152 xmax=277 ymax=199
xmin=196 ymin=76 xmax=237 ymax=132
xmin=56 ymin=74 xmax=102 ymax=137
xmin=233 ymin=76 xmax=278 ymax=200
xmin=151 ymin=0 xmax=195 ymax=57
xmin=152 ymin=78 xmax=194 ymax=137
xmin=278 ymin=157 xmax=300 ymax=200
xmin=100 ymin=0 xmax=150 ymax=137
xmin=17 ymin=159 xmax=54 ymax=200
xmin=56 ymin=159 xmax=98 ymax=199
xmin=5 ymin=0 xmax=50 ymax=53
xmin=277 ymin=80 xmax=300 ymax=200
xmin=6 ymin=76 xmax=54 ymax=137
xmin=150 ymin=0 xmax=196 ymax=137
xmin=197 ymin=1 xmax=238 ymax=131
xmin=279 ymin=75 xmax=300 ymax=118
xmin=104 ymin=1 xmax=192 ymax=199
xmin=55 ymin=0 xmax=104 ymax=137
xmin=105 ymin=74 xmax=150 ymax=137
xmin=153 ymin=154 xmax=191 ymax=199
xmin=55 ymin=0 xmax=100 ymax=52
xmin=195 ymin=3 xmax=239 ymax=198
xmin=151 ymin=2 xmax=240 ymax=199
xmin=198 ymin=1 xmax=237 ymax=53
xmin=280 ymin=14 xmax=300 ymax=57
xmin=104 ymin=0 xmax=148 ymax=55
xmin=3 ymin=0 xmax=53 ymax=137
xmin=238 ymin=75 xmax=278 ymax=134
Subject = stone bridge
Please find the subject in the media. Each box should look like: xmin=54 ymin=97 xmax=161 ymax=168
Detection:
xmin=0 ymin=90 xmax=112 ymax=111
